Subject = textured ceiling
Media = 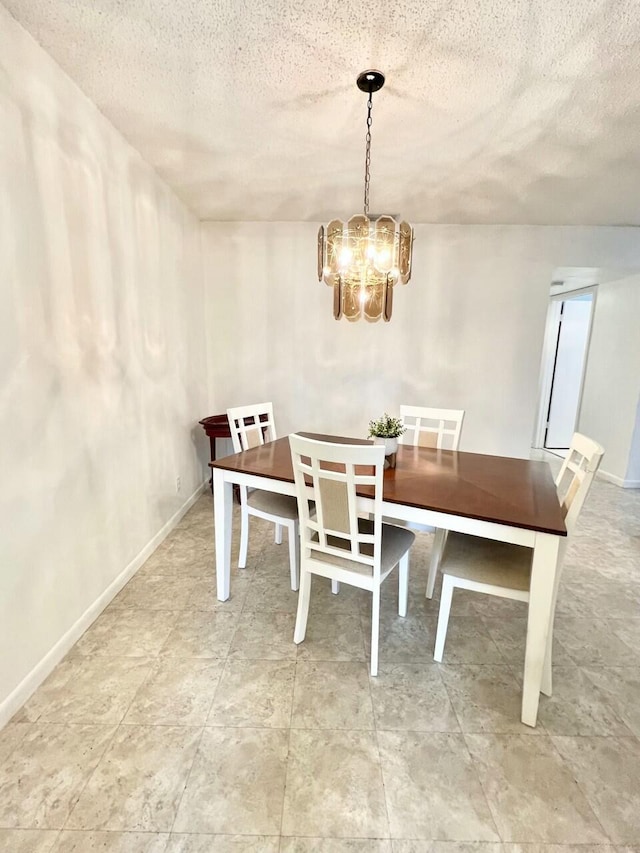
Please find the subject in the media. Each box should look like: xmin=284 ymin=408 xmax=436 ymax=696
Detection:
xmin=5 ymin=0 xmax=640 ymax=224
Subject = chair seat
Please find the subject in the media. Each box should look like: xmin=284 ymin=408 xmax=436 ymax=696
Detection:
xmin=441 ymin=532 xmax=532 ymax=592
xmin=247 ymin=489 xmax=299 ymax=519
xmin=311 ymin=519 xmax=415 ymax=575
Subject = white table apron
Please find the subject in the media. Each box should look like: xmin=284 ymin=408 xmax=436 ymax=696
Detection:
xmin=212 ymin=464 xmax=562 ymax=727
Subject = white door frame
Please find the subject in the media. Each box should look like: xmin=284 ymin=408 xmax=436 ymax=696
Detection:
xmin=534 ymin=285 xmax=598 ymax=449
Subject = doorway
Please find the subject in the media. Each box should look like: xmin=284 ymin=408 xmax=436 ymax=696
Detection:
xmin=535 ymin=289 xmax=596 ymax=454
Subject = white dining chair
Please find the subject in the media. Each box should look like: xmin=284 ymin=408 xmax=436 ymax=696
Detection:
xmin=289 ymin=433 xmax=416 ymax=676
xmin=227 ymin=402 xmax=299 ymax=590
xmin=399 ymin=405 xmax=465 ymax=451
xmin=432 ymin=432 xmax=604 ymax=693
xmin=398 ymin=405 xmax=465 ymax=597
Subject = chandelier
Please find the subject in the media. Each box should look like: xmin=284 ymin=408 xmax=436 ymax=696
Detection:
xmin=317 ymin=70 xmax=413 ymax=322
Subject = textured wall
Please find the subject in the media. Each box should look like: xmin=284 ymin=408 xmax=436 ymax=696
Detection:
xmin=203 ymin=222 xmax=640 ymax=459
xmin=0 ymin=6 xmax=208 ymax=717
xmin=579 ymin=274 xmax=640 ymax=484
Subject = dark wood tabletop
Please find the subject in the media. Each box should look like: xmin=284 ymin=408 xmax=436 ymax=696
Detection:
xmin=211 ymin=433 xmax=567 ymax=537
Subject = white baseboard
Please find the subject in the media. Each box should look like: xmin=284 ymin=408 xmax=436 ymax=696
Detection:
xmin=597 ymin=469 xmax=640 ymax=489
xmin=0 ymin=481 xmax=209 ymax=730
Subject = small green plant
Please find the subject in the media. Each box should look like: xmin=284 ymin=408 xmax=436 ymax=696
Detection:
xmin=367 ymin=413 xmax=406 ymax=439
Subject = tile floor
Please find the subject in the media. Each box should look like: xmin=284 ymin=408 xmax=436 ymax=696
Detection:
xmin=1 ymin=470 xmax=639 ymax=851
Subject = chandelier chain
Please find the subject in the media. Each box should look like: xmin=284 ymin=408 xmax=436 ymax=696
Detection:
xmin=363 ymin=89 xmax=373 ymax=215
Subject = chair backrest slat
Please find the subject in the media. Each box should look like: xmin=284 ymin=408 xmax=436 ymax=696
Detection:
xmin=289 ymin=434 xmax=385 ymax=574
xmin=227 ymin=402 xmax=277 ymax=453
xmin=399 ymin=405 xmax=465 ymax=451
xmin=554 ymin=432 xmax=604 ymax=533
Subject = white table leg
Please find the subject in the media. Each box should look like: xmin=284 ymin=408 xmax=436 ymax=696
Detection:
xmin=426 ymin=528 xmax=447 ymax=598
xmin=213 ymin=468 xmax=233 ymax=601
xmin=541 ymin=538 xmax=567 ymax=698
xmin=522 ymin=531 xmax=561 ymax=727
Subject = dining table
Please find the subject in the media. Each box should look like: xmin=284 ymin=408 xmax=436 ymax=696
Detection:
xmin=210 ymin=432 xmax=567 ymax=727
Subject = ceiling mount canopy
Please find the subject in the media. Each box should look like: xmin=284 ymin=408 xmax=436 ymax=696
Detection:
xmin=356 ymin=69 xmax=385 ymax=94
xmin=317 ymin=69 xmax=414 ymax=323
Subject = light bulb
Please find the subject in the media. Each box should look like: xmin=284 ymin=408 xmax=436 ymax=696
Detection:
xmin=339 ymin=248 xmax=352 ymax=267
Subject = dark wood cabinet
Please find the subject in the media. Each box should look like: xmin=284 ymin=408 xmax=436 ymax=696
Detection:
xmin=199 ymin=414 xmax=234 ymax=493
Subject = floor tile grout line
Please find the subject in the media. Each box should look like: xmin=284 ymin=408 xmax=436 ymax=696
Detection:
xmin=167 ymin=723 xmax=207 ymax=837
xmin=196 ymin=653 xmax=231 ymax=730
xmin=57 ymin=720 xmax=122 ymax=833
xmin=610 ymin=622 xmax=640 ymax=657
xmin=203 ymin=557 xmax=245 ymax=721
xmin=0 ymin=719 xmax=34 ymax=766
xmin=370 ymin=641 xmax=393 ymax=841
xmin=430 ymin=661 xmax=464 ymax=735
xmin=48 ymin=828 xmax=62 ymax=853
xmin=562 ymin=664 xmax=639 ymax=739
xmin=276 ymin=643 xmax=299 ymax=841
xmin=545 ymin=731 xmax=632 ymax=845
xmin=458 ymin=730 xmax=504 ymax=842
xmin=111 ymin=653 xmax=162 ymax=729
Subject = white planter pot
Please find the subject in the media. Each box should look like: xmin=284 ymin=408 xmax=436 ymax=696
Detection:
xmin=374 ymin=436 xmax=398 ymax=456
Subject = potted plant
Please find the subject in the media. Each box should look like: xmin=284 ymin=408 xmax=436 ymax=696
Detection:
xmin=367 ymin=413 xmax=406 ymax=462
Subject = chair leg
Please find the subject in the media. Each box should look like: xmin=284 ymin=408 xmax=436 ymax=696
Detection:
xmin=398 ymin=553 xmax=409 ymax=618
xmin=238 ymin=505 xmax=249 ymax=569
xmin=293 ymin=569 xmax=312 ymax=644
xmin=433 ymin=576 xmax=454 ymax=662
xmin=331 ymin=580 xmax=340 ymax=594
xmin=370 ymin=585 xmax=381 ymax=676
xmin=275 ymin=523 xmax=283 ymax=545
xmin=541 ymin=622 xmax=553 ymax=697
xmin=426 ymin=528 xmax=447 ymax=599
xmin=288 ymin=521 xmax=299 ymax=591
